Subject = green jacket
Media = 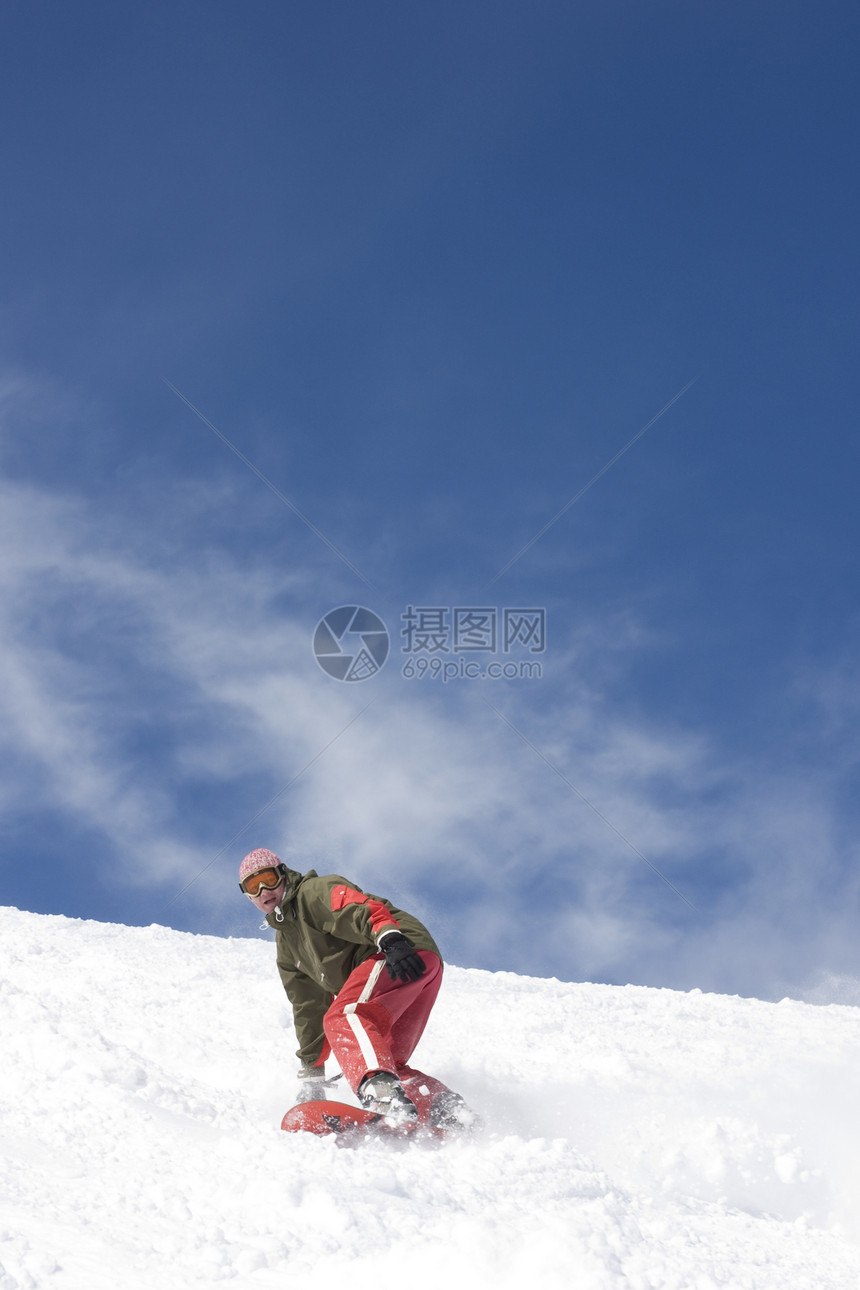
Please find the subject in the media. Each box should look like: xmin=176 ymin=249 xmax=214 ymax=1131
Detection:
xmin=266 ymin=868 xmax=441 ymax=1068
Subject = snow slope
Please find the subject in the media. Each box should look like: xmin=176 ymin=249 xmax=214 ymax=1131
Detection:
xmin=2 ymin=907 xmax=860 ymax=1290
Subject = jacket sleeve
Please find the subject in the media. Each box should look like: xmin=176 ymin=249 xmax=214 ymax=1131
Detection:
xmin=319 ymin=881 xmax=401 ymax=946
xmin=276 ymin=950 xmax=332 ymax=1068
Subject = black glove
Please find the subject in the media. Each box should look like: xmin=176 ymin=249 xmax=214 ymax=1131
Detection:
xmin=296 ymin=1066 xmax=326 ymax=1104
xmin=379 ymin=931 xmax=426 ymax=983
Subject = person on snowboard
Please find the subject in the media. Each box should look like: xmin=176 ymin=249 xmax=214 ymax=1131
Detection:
xmin=238 ymin=847 xmax=470 ymax=1129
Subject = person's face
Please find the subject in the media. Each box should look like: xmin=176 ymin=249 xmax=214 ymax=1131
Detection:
xmin=248 ymin=879 xmax=286 ymax=915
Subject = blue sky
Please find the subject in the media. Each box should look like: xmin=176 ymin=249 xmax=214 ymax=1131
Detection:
xmin=2 ymin=1 xmax=859 ymax=1001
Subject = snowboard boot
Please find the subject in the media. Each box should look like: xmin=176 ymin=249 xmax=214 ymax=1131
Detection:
xmin=428 ymin=1090 xmax=480 ymax=1132
xmin=358 ymin=1072 xmax=419 ymax=1127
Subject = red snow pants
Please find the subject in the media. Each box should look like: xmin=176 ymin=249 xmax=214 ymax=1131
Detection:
xmin=322 ymin=950 xmax=451 ymax=1120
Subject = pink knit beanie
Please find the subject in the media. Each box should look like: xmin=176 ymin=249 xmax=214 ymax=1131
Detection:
xmin=239 ymin=848 xmax=283 ymax=884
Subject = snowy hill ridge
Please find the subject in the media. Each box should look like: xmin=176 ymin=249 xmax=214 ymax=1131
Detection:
xmin=2 ymin=906 xmax=860 ymax=1289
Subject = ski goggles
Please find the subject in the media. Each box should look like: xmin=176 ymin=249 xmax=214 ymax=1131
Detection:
xmin=239 ymin=865 xmax=286 ymax=897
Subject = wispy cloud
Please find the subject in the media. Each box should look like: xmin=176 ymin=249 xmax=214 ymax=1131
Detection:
xmin=1 ymin=376 xmax=858 ymax=1003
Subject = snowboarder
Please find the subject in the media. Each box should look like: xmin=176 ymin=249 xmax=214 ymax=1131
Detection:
xmin=239 ymin=848 xmax=471 ymax=1129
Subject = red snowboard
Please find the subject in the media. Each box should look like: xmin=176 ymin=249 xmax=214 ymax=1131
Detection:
xmin=281 ymin=1099 xmax=445 ymax=1146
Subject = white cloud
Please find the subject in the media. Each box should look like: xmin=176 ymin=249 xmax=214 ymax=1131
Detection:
xmin=1 ymin=376 xmax=859 ymax=1002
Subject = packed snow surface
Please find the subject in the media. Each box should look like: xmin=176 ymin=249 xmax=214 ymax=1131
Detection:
xmin=2 ymin=907 xmax=860 ymax=1289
